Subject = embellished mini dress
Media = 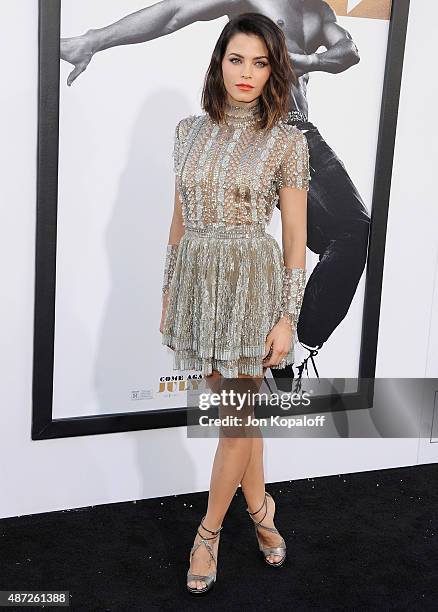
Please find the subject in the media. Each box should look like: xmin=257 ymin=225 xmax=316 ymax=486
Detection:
xmin=161 ymin=99 xmax=310 ymax=378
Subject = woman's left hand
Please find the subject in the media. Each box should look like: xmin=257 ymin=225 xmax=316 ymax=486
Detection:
xmin=262 ymin=317 xmax=294 ymax=368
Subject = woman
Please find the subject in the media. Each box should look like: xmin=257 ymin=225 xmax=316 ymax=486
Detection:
xmin=160 ymin=13 xmax=309 ymax=594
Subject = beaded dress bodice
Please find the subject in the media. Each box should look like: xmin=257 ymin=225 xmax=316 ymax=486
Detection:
xmin=172 ymin=98 xmax=310 ymax=229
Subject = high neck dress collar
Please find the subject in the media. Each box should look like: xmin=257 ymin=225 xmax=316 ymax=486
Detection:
xmin=224 ymin=97 xmax=261 ymax=127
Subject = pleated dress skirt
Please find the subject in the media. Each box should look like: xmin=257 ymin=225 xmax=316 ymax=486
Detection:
xmin=161 ymin=223 xmax=295 ymax=378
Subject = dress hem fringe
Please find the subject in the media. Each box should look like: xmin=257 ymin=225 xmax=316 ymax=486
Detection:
xmin=162 ymin=336 xmax=295 ymax=378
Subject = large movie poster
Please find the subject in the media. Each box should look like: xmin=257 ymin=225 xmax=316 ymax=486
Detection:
xmin=39 ymin=1 xmax=394 ymax=423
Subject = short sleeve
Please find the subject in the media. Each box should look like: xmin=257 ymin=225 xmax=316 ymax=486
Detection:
xmin=172 ymin=116 xmax=198 ymax=174
xmin=276 ymin=129 xmax=310 ymax=191
xmin=172 ymin=119 xmax=182 ymax=174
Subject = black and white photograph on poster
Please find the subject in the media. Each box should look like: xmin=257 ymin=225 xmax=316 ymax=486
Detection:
xmin=34 ymin=0 xmax=408 ymax=437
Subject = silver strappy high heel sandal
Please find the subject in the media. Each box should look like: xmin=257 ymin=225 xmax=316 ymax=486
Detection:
xmin=246 ymin=491 xmax=286 ymax=567
xmin=186 ymin=516 xmax=223 ymax=595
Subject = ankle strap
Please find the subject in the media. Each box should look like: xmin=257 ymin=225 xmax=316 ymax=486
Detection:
xmin=246 ymin=491 xmax=270 ymax=523
xmin=197 ymin=515 xmax=223 ymax=540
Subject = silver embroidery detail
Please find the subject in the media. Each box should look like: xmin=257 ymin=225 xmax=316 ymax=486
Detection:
xmin=278 ymin=267 xmax=307 ymax=331
xmin=163 ymin=107 xmax=310 ymax=377
xmin=162 ymin=244 xmax=179 ymax=302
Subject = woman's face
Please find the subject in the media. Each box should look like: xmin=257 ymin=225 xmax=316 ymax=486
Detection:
xmin=221 ymin=33 xmax=272 ymax=106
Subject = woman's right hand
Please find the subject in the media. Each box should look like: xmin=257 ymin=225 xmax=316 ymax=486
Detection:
xmin=262 ymin=317 xmax=293 ymax=368
xmin=60 ymin=30 xmax=96 ymax=86
xmin=159 ymin=292 xmax=169 ymax=334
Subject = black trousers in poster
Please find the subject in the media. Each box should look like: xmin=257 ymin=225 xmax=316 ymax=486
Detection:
xmin=272 ymin=112 xmax=370 ymax=380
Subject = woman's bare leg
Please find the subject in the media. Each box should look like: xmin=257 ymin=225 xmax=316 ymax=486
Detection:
xmin=240 ymin=437 xmax=285 ymax=564
xmin=226 ymin=366 xmax=283 ymax=564
xmin=187 ymin=368 xmax=265 ymax=590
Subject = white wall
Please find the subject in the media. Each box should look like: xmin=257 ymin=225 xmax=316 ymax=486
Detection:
xmin=1 ymin=0 xmax=437 ymax=520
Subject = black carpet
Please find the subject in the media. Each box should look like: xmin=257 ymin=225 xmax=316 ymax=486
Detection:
xmin=1 ymin=463 xmax=437 ymax=611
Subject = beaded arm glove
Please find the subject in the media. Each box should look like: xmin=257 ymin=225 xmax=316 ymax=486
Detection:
xmin=162 ymin=244 xmax=179 ymax=303
xmin=278 ymin=266 xmax=307 ymax=331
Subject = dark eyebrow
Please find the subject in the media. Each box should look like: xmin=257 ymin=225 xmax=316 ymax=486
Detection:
xmin=227 ymin=52 xmax=269 ymax=60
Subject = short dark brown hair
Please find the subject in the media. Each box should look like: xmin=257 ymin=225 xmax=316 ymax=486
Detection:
xmin=201 ymin=12 xmax=297 ymax=130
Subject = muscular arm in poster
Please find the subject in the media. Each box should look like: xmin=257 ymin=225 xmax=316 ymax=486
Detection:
xmin=290 ymin=0 xmax=360 ymax=76
xmin=61 ymin=0 xmax=232 ymax=86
